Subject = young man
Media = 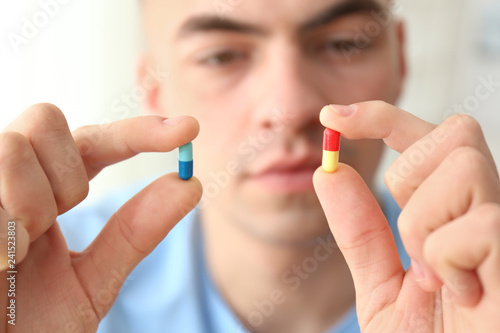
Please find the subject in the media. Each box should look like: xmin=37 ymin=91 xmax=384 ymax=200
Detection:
xmin=1 ymin=0 xmax=499 ymax=332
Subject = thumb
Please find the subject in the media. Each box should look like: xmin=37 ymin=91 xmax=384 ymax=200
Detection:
xmin=313 ymin=165 xmax=405 ymax=307
xmin=72 ymin=173 xmax=202 ymax=319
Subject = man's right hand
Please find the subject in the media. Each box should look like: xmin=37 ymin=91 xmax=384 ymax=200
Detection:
xmin=0 ymin=103 xmax=202 ymax=332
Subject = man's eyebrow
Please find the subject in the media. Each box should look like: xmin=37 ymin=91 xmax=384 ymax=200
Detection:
xmin=176 ymin=16 xmax=268 ymax=39
xmin=176 ymin=0 xmax=385 ymax=39
xmin=299 ymin=0 xmax=385 ymax=33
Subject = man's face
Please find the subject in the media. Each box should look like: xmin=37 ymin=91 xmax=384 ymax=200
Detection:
xmin=142 ymin=0 xmax=405 ymax=243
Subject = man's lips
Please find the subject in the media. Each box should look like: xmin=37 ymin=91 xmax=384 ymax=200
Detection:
xmin=248 ymin=159 xmax=321 ymax=193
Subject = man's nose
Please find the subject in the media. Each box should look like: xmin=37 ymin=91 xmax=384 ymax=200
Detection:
xmin=254 ymin=41 xmax=328 ymax=133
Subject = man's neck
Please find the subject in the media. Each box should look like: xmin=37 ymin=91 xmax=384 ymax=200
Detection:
xmin=200 ymin=207 xmax=356 ymax=333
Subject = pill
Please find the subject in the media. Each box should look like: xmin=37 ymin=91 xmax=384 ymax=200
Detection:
xmin=178 ymin=142 xmax=193 ymax=180
xmin=322 ymin=128 xmax=340 ymax=173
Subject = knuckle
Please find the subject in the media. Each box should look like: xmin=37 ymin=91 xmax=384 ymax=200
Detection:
xmin=370 ymin=100 xmax=391 ymax=111
xmin=422 ymin=233 xmax=442 ymax=268
xmin=74 ymin=181 xmax=90 ymax=202
xmin=446 ymin=146 xmax=488 ymax=181
xmin=25 ymin=207 xmax=59 ymax=238
xmin=385 ymin=162 xmax=411 ymax=191
xmin=57 ymin=182 xmax=89 ymax=214
xmin=29 ymin=102 xmax=64 ymax=119
xmin=41 ymin=204 xmax=59 ymax=227
xmin=72 ymin=125 xmax=101 ymax=157
xmin=384 ymin=172 xmax=404 ymax=204
xmin=8 ymin=194 xmax=59 ymax=236
xmin=446 ymin=113 xmax=480 ymax=130
xmin=445 ymin=114 xmax=483 ymax=145
xmin=27 ymin=103 xmax=69 ymax=136
xmin=397 ymin=213 xmax=413 ymax=244
xmin=477 ymin=203 xmax=500 ymax=235
xmin=448 ymin=145 xmax=481 ymax=162
xmin=0 ymin=132 xmax=33 ymax=168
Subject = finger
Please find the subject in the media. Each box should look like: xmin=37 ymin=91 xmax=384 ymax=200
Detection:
xmin=72 ymin=115 xmax=199 ymax=180
xmin=4 ymin=103 xmax=89 ymax=214
xmin=313 ymin=165 xmax=404 ymax=324
xmin=0 ymin=212 xmax=29 ymax=270
xmin=71 ymin=173 xmax=202 ymax=319
xmin=386 ymin=114 xmax=497 ymax=207
xmin=319 ymin=101 xmax=436 ymax=153
xmin=399 ymin=147 xmax=500 ymax=292
xmin=0 ymin=132 xmax=58 ymax=245
xmin=423 ymin=203 xmax=500 ymax=307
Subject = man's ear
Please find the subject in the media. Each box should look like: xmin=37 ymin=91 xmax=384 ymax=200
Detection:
xmin=396 ymin=20 xmax=407 ymax=82
xmin=391 ymin=19 xmax=407 ymax=103
xmin=136 ymin=54 xmax=161 ymax=115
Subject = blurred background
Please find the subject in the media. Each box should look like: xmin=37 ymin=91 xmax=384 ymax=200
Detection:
xmin=1 ymin=0 xmax=499 ymax=200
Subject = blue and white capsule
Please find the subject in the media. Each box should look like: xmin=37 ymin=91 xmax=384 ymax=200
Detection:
xmin=178 ymin=142 xmax=193 ymax=180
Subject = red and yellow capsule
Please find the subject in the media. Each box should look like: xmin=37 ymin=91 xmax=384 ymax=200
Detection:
xmin=322 ymin=128 xmax=341 ymax=173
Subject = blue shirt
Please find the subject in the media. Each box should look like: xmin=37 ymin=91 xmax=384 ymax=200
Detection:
xmin=59 ymin=181 xmax=409 ymax=333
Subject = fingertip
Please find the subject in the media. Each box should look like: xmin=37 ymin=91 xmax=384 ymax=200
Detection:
xmin=313 ymin=164 xmax=366 ymax=211
xmin=0 ymin=220 xmax=29 ymax=270
xmin=313 ymin=163 xmax=356 ymax=185
xmin=319 ymin=106 xmax=332 ymax=128
xmin=182 ymin=176 xmax=203 ymax=201
xmin=411 ymin=260 xmax=444 ymax=293
xmin=313 ymin=166 xmax=328 ymax=184
xmin=162 ymin=173 xmax=203 ymax=217
xmin=182 ymin=116 xmax=200 ymax=140
xmin=163 ymin=115 xmax=200 ymax=144
xmin=177 ymin=116 xmax=200 ymax=149
xmin=164 ymin=172 xmax=202 ymax=191
xmin=313 ymin=165 xmax=338 ymax=193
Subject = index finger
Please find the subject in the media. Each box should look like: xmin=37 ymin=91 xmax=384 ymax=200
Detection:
xmin=319 ymin=101 xmax=436 ymax=153
xmin=73 ymin=115 xmax=199 ymax=180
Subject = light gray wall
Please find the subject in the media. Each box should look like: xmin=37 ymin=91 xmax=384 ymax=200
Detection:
xmin=377 ymin=0 xmax=500 ymax=188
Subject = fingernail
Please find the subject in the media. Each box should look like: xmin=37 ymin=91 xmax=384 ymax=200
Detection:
xmin=164 ymin=116 xmax=188 ymax=126
xmin=412 ymin=260 xmax=426 ymax=282
xmin=443 ymin=285 xmax=458 ymax=301
xmin=328 ymin=104 xmax=357 ymax=117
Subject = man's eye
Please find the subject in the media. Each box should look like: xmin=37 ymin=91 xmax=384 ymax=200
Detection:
xmin=324 ymin=40 xmax=360 ymax=54
xmin=200 ymin=50 xmax=246 ymax=67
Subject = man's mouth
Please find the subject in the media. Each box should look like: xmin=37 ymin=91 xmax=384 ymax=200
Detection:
xmin=249 ymin=156 xmax=321 ymax=194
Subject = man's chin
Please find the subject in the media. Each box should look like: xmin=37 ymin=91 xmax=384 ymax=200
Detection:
xmin=232 ymin=198 xmax=330 ymax=245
